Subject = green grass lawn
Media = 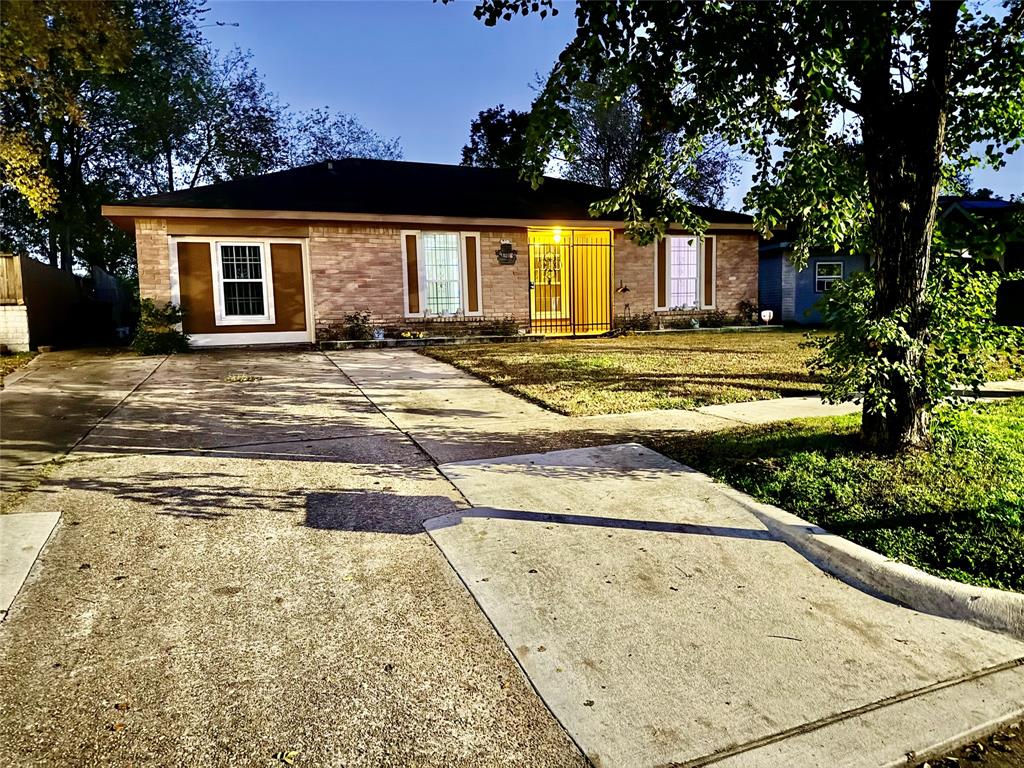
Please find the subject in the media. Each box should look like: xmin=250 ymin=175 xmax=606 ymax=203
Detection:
xmin=423 ymin=330 xmax=822 ymax=415
xmin=648 ymin=398 xmax=1024 ymax=592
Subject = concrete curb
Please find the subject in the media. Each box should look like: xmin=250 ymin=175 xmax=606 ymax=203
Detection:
xmin=707 ymin=479 xmax=1024 ymax=640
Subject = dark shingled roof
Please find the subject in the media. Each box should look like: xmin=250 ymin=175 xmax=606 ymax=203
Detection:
xmin=112 ymin=158 xmax=754 ymax=225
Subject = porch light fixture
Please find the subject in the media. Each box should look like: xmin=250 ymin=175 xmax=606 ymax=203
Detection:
xmin=552 ymin=228 xmax=562 ymax=243
xmin=496 ymin=239 xmax=517 ymax=265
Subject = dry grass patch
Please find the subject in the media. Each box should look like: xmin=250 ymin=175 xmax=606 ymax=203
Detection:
xmin=423 ymin=330 xmax=822 ymax=415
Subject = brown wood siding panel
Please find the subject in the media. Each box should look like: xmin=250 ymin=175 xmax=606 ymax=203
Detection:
xmin=268 ymin=243 xmax=306 ymax=331
xmin=178 ymin=241 xmax=306 ymax=334
xmin=704 ymin=238 xmax=714 ymax=306
xmin=465 ymin=235 xmax=479 ymax=313
xmin=166 ymin=219 xmax=310 ymax=237
xmin=656 ymin=239 xmax=667 ymax=308
xmin=405 ymin=234 xmax=420 ymax=314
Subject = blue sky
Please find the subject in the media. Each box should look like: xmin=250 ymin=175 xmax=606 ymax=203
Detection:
xmin=206 ymin=1 xmax=1021 ymax=210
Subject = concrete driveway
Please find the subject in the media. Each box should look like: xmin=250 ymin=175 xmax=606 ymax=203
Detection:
xmin=2 ymin=348 xmax=1021 ymax=767
xmin=0 ymin=350 xmax=584 ymax=766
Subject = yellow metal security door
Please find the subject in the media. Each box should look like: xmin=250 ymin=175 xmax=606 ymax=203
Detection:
xmin=528 ymin=229 xmax=612 ymax=336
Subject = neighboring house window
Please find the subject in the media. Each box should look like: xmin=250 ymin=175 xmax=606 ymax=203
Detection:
xmin=815 ymin=261 xmax=844 ymax=293
xmin=422 ymin=232 xmax=462 ymax=314
xmin=213 ymin=242 xmax=274 ymax=325
xmin=669 ymin=236 xmax=699 ymax=309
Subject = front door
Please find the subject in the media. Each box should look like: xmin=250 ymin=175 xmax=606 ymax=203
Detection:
xmin=528 ymin=229 xmax=612 ymax=335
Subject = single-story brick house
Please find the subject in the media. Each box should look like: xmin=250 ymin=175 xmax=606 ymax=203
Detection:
xmin=103 ymin=159 xmax=759 ymax=346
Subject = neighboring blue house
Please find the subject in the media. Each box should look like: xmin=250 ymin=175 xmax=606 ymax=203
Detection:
xmin=758 ymin=195 xmax=1022 ymax=325
xmin=758 ymin=232 xmax=867 ymax=325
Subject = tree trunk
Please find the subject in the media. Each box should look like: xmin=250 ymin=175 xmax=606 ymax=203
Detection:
xmin=164 ymin=141 xmax=175 ymax=192
xmin=857 ymin=0 xmax=958 ymax=453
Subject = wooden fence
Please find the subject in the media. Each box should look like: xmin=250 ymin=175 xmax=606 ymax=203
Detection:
xmin=0 ymin=253 xmax=25 ymax=304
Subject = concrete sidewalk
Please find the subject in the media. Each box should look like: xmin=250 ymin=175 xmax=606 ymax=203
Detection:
xmin=0 ymin=350 xmax=164 ymax=617
xmin=426 ymin=444 xmax=1024 ymax=767
xmin=1 ymin=350 xmax=164 ymax=506
xmin=325 ymin=350 xmax=1024 ymax=766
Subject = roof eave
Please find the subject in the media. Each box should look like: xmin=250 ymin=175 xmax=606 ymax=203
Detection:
xmin=100 ymin=205 xmax=755 ymax=230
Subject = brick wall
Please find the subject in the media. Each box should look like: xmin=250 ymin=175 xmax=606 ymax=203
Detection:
xmin=0 ymin=305 xmax=30 ymax=352
xmin=612 ymin=233 xmax=656 ymax=317
xmin=135 ymin=218 xmax=171 ymax=304
xmin=714 ymin=233 xmax=759 ymax=317
xmin=308 ymin=225 xmax=531 ymax=333
xmin=611 ymin=231 xmax=759 ymax=324
xmin=132 ymin=218 xmax=758 ymax=332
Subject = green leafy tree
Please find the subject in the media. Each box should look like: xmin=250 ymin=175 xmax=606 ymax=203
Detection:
xmin=0 ymin=0 xmax=135 ymax=218
xmin=463 ymin=87 xmax=738 ymax=206
xmin=471 ymin=0 xmax=1024 ymax=452
xmin=461 ymin=104 xmax=531 ymax=168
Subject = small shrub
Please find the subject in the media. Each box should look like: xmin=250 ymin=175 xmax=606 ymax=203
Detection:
xmin=476 ymin=316 xmax=521 ymax=336
xmin=132 ymin=300 xmax=189 ymax=355
xmin=613 ymin=312 xmax=654 ymax=333
xmin=736 ymin=299 xmax=758 ymax=325
xmin=342 ymin=311 xmax=374 ymax=340
xmin=702 ymin=309 xmax=731 ymax=328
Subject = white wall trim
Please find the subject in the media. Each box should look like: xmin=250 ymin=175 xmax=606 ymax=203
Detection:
xmin=168 ymin=237 xmax=182 ymax=307
xmin=300 ymin=238 xmax=315 ymax=342
xmin=400 ymin=229 xmax=424 ymax=318
xmin=189 ymin=331 xmax=310 ymax=347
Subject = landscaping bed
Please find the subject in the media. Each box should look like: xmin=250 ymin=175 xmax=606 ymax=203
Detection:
xmin=422 ymin=330 xmax=822 ymax=415
xmin=649 ymin=398 xmax=1024 ymax=593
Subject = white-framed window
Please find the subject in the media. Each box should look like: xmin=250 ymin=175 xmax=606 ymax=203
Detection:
xmin=212 ymin=242 xmax=275 ymax=325
xmin=669 ymin=236 xmax=700 ymax=309
xmin=815 ymin=261 xmax=844 ymax=293
xmin=660 ymin=235 xmax=715 ymax=310
xmin=402 ymin=231 xmax=482 ymax=318
xmin=422 ymin=232 xmax=463 ymax=315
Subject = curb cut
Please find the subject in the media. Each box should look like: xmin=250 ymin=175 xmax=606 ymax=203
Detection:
xmin=708 ymin=480 xmax=1024 ymax=640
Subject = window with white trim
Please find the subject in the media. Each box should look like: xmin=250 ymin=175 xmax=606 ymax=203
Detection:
xmin=669 ymin=236 xmax=699 ymax=309
xmin=422 ymin=232 xmax=462 ymax=315
xmin=815 ymin=261 xmax=844 ymax=293
xmin=214 ymin=243 xmax=273 ymax=324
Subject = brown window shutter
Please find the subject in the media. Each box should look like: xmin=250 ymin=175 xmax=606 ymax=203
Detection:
xmin=465 ymin=235 xmax=479 ymax=313
xmin=405 ymin=234 xmax=420 ymax=314
xmin=656 ymin=238 xmax=667 ymax=308
xmin=703 ymin=237 xmax=715 ymax=306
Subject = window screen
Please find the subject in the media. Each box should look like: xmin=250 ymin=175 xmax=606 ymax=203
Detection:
xmin=422 ymin=233 xmax=462 ymax=314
